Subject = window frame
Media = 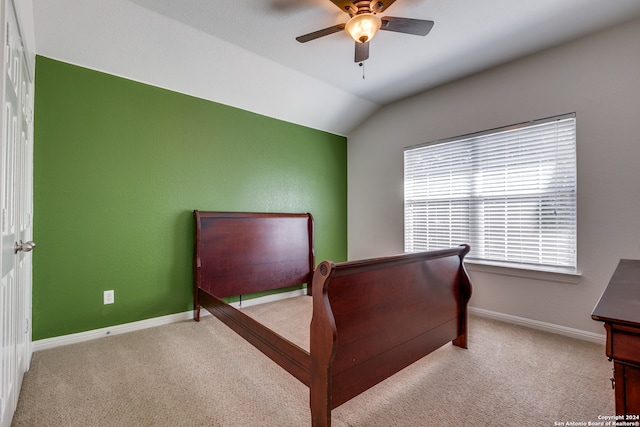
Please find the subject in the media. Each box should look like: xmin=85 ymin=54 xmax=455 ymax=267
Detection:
xmin=403 ymin=113 xmax=578 ymax=278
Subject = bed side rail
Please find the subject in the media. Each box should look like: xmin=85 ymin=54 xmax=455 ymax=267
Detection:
xmin=198 ymin=290 xmax=312 ymax=386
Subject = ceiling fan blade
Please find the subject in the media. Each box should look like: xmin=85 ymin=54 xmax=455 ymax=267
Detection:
xmin=371 ymin=0 xmax=397 ymax=13
xmin=380 ymin=17 xmax=434 ymax=36
xmin=329 ymin=0 xmax=356 ymax=14
xmin=296 ymin=24 xmax=346 ymax=43
xmin=355 ymin=41 xmax=369 ymax=62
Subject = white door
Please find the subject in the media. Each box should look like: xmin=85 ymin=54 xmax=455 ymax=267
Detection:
xmin=0 ymin=0 xmax=34 ymax=425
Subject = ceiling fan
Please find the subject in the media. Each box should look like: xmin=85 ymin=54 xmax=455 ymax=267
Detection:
xmin=296 ymin=0 xmax=434 ymax=62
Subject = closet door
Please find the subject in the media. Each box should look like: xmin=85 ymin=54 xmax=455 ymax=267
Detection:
xmin=0 ymin=0 xmax=34 ymax=426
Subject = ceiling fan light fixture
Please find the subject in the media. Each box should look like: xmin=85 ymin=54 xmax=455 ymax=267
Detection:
xmin=345 ymin=13 xmax=382 ymax=43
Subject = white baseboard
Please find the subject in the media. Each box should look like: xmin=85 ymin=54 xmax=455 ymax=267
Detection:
xmin=32 ymin=289 xmax=307 ymax=352
xmin=34 ymin=292 xmax=603 ymax=352
xmin=228 ymin=288 xmax=306 ymax=309
xmin=470 ymin=306 xmax=606 ymax=344
xmin=32 ymin=311 xmax=196 ymax=352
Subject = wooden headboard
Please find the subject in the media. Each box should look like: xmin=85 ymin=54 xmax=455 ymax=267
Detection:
xmin=193 ymin=211 xmax=315 ymax=298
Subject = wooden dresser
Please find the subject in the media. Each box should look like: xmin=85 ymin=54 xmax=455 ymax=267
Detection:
xmin=592 ymin=259 xmax=640 ymax=415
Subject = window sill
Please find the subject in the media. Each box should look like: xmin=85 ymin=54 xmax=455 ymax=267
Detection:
xmin=464 ymin=260 xmax=582 ymax=284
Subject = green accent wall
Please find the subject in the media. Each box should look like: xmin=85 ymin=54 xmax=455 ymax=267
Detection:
xmin=33 ymin=56 xmax=347 ymax=341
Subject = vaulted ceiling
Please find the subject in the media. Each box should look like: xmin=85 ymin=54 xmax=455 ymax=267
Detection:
xmin=33 ymin=0 xmax=640 ymax=135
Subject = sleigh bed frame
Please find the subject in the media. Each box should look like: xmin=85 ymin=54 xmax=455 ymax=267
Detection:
xmin=193 ymin=211 xmax=472 ymax=426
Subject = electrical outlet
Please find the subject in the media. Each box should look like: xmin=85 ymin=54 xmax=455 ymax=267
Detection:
xmin=104 ymin=290 xmax=114 ymax=305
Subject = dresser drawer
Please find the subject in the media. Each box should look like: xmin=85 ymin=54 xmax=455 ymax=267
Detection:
xmin=611 ymin=325 xmax=640 ymax=364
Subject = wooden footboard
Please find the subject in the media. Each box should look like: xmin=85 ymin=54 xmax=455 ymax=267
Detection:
xmin=310 ymin=246 xmax=471 ymax=427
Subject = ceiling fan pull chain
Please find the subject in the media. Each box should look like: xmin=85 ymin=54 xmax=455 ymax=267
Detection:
xmin=360 ymin=61 xmax=366 ymax=79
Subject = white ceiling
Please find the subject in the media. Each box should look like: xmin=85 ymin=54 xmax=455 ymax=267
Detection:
xmin=32 ymin=0 xmax=640 ymax=136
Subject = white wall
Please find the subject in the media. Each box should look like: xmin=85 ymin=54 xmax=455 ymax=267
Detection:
xmin=13 ymin=0 xmax=35 ymax=73
xmin=347 ymin=17 xmax=640 ymax=336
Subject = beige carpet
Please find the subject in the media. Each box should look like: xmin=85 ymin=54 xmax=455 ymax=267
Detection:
xmin=13 ymin=298 xmax=614 ymax=426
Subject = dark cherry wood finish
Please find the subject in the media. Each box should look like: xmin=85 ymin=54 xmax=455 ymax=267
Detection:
xmin=310 ymin=247 xmax=472 ymax=426
xmin=193 ymin=211 xmax=472 ymax=427
xmin=193 ymin=211 xmax=315 ymax=305
xmin=592 ymin=259 xmax=640 ymax=415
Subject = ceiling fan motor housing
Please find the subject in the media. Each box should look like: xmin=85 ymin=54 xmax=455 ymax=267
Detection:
xmin=296 ymin=0 xmax=433 ymax=63
xmin=351 ymin=1 xmax=375 ymax=16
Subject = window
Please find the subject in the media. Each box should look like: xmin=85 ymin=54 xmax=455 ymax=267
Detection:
xmin=404 ymin=113 xmax=577 ymax=273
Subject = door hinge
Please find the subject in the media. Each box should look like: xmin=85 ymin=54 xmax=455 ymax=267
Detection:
xmin=24 ymin=318 xmax=29 ymax=334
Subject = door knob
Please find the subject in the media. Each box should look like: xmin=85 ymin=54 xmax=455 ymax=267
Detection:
xmin=14 ymin=240 xmax=36 ymax=254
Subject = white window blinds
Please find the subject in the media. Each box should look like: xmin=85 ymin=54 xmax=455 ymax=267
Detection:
xmin=404 ymin=113 xmax=577 ymax=272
